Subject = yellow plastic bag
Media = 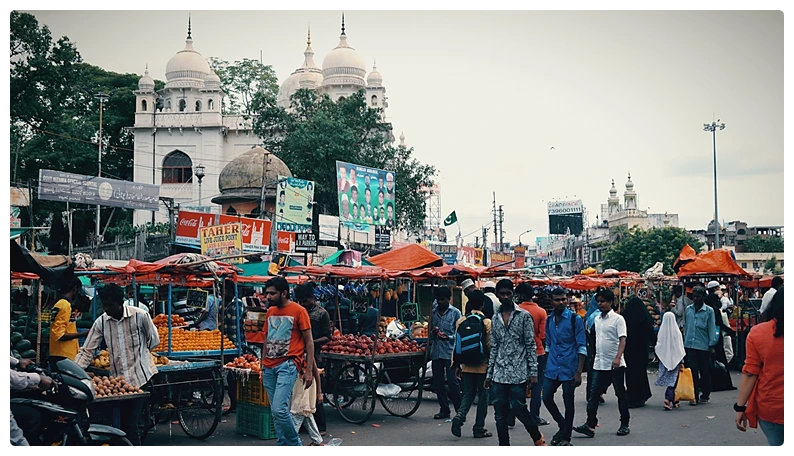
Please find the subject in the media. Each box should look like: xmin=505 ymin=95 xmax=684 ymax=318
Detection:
xmin=674 ymin=367 xmax=695 ymax=402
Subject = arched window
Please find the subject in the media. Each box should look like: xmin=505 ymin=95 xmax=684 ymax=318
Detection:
xmin=737 ymin=229 xmax=746 ymax=235
xmin=338 ymin=96 xmax=346 ymax=102
xmin=166 ymin=100 xmax=172 ymax=111
xmin=179 ymin=99 xmax=187 ymax=112
xmin=208 ymin=99 xmax=214 ymax=110
xmin=195 ymin=100 xmax=202 ymax=112
xmin=141 ymin=99 xmax=148 ymax=112
xmin=371 ymin=95 xmax=378 ymax=106
xmin=226 ymin=206 xmax=238 ymax=216
xmin=162 ymin=151 xmax=193 ymax=184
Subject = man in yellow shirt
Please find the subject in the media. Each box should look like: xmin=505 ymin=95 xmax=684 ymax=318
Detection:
xmin=49 ymin=277 xmax=89 ymax=362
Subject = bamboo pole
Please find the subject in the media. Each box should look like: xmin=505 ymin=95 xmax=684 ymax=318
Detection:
xmin=36 ymin=279 xmax=42 ymax=365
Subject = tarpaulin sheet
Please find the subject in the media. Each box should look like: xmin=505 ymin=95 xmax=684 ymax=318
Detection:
xmin=677 ymin=249 xmax=752 ymax=278
xmin=737 ymin=275 xmax=783 ymax=289
xmin=673 ymin=244 xmax=698 ymax=272
xmin=368 ymin=243 xmax=443 ymax=270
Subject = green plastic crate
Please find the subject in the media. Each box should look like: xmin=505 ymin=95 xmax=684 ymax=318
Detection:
xmin=235 ymin=402 xmax=276 ymax=440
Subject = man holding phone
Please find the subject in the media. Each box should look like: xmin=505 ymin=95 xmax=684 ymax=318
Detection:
xmin=429 ymin=287 xmax=462 ymax=420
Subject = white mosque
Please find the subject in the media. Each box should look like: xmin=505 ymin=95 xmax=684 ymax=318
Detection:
xmin=131 ymin=15 xmax=397 ymax=226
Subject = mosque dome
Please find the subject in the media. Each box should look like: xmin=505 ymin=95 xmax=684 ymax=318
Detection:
xmin=138 ymin=67 xmax=155 ymax=92
xmin=367 ymin=60 xmax=383 ymax=86
xmin=212 ymin=147 xmax=293 ymax=204
xmin=203 ymin=71 xmax=221 ymax=90
xmin=165 ymin=20 xmax=211 ymax=89
xmin=625 ymin=173 xmax=635 ymax=192
xmin=609 ymin=179 xmax=618 ymax=197
xmin=321 ymin=15 xmax=366 ymax=88
xmin=278 ymin=27 xmax=324 ymax=107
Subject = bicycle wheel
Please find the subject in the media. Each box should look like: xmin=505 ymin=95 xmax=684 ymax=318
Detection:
xmin=379 ymin=378 xmax=423 ymax=417
xmin=324 ymin=360 xmax=353 ymax=409
xmin=333 ymin=363 xmax=376 ymax=424
xmin=177 ymin=372 xmax=222 ymax=439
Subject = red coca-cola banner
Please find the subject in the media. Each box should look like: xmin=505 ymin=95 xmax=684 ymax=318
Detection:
xmin=220 ymin=215 xmax=272 ymax=252
xmin=175 ymin=211 xmax=217 ymax=245
xmin=277 ymin=231 xmax=296 ymax=253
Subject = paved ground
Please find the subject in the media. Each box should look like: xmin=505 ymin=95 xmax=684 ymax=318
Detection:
xmin=145 ymin=369 xmax=770 ymax=446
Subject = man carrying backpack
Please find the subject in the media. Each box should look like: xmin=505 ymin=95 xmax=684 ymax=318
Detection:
xmin=451 ymin=289 xmax=493 ymax=439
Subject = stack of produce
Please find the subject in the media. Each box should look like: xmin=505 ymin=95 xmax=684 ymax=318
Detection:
xmin=645 ymin=302 xmax=662 ymax=329
xmin=377 ymin=317 xmax=397 ymax=339
xmin=153 ymin=328 xmax=236 ymax=352
xmin=244 ymin=312 xmax=265 ymax=333
xmin=225 ymin=353 xmax=261 ymax=373
xmin=151 ymin=352 xmax=170 ymax=366
xmin=91 ymin=350 xmax=111 ymax=369
xmin=321 ymin=334 xmax=424 ymax=356
xmin=411 ymin=322 xmax=428 ymax=339
xmin=88 ymin=374 xmax=145 ymax=398
xmin=152 ymin=314 xmax=186 ymax=328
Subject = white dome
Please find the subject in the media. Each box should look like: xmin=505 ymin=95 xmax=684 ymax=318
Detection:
xmin=299 ymin=69 xmax=323 ymax=89
xmin=165 ymin=38 xmax=211 ymax=89
xmin=278 ymin=31 xmax=323 ymax=107
xmin=322 ymin=31 xmax=366 ymax=87
xmin=609 ymin=179 xmax=617 ymax=196
xmin=278 ymin=72 xmax=303 ymax=107
xmin=625 ymin=173 xmax=634 ymax=191
xmin=138 ymin=67 xmax=155 ymax=91
xmin=367 ymin=60 xmax=383 ymax=86
xmin=203 ymin=71 xmax=221 ymax=90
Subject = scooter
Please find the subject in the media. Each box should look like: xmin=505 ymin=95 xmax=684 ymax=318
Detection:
xmin=11 ymin=357 xmax=132 ymax=445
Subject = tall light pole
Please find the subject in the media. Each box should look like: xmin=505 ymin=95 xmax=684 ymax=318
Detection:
xmin=95 ymin=93 xmax=108 ymax=240
xmin=704 ymin=119 xmax=726 ymax=249
xmin=195 ymin=163 xmax=206 ymax=207
xmin=518 ymin=229 xmax=532 ymax=246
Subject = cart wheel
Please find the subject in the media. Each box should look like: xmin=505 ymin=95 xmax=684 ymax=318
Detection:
xmin=333 ymin=364 xmax=376 ymax=424
xmin=378 ymin=374 xmax=423 ymax=418
xmin=177 ymin=374 xmax=222 ymax=439
xmin=139 ymin=401 xmax=155 ymax=443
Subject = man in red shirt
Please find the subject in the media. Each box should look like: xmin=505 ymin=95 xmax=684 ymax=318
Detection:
xmin=517 ymin=283 xmax=549 ymax=426
xmin=261 ymin=276 xmax=315 ymax=446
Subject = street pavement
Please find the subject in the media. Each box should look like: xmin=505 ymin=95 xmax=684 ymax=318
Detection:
xmin=145 ymin=369 xmax=770 ymax=446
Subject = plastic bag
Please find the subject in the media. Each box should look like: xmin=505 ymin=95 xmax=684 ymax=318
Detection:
xmin=376 ymin=383 xmax=402 ymax=398
xmin=723 ymin=335 xmax=734 ymax=363
xmin=674 ymin=367 xmax=695 ymax=402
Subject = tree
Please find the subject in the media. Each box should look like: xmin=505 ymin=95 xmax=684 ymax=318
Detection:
xmin=209 ymin=57 xmax=279 ymax=115
xmin=603 ymin=226 xmax=705 ymax=275
xmin=743 ymin=235 xmax=784 ymax=253
xmin=763 ymin=256 xmax=783 ymax=275
xmin=250 ymin=89 xmax=436 ymax=233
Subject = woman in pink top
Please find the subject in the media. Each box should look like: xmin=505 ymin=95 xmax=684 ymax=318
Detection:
xmin=735 ymin=286 xmax=784 ymax=446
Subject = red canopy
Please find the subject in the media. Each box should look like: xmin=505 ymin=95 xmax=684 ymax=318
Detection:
xmin=399 ymin=264 xmax=481 ymax=279
xmin=559 ymin=277 xmax=617 ymax=291
xmin=368 ymin=244 xmax=443 ymax=270
xmin=673 ymin=244 xmax=698 ymax=272
xmin=677 ymin=249 xmax=751 ymax=278
xmin=283 ymin=265 xmax=392 ymax=279
xmin=737 ymin=275 xmax=783 ymax=289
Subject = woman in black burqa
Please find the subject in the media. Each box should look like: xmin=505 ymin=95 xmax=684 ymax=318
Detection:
xmin=707 ymin=293 xmax=737 ymax=392
xmin=622 ymin=297 xmax=656 ymax=408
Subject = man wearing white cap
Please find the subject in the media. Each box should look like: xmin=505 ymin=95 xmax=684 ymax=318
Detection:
xmin=482 ymin=281 xmax=498 ymax=320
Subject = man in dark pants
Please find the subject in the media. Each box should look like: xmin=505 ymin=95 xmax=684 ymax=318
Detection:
xmin=429 ymin=286 xmax=462 ymax=419
xmin=683 ymin=286 xmax=718 ymax=405
xmin=574 ymin=289 xmax=630 ymax=438
xmin=294 ymin=283 xmax=332 ymax=434
xmin=517 ymin=283 xmax=548 ymax=426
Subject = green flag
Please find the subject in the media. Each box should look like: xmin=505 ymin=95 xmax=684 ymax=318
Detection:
xmin=444 ymin=211 xmax=458 ymax=226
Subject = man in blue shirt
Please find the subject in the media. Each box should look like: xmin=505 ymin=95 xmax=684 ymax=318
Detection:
xmin=429 ymin=286 xmax=462 ymax=419
xmin=683 ymin=286 xmax=718 ymax=405
xmin=196 ymin=292 xmax=218 ymax=331
xmin=543 ymin=288 xmax=587 ymax=446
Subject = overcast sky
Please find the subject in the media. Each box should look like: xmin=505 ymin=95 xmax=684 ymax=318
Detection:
xmin=23 ymin=10 xmax=784 ymax=244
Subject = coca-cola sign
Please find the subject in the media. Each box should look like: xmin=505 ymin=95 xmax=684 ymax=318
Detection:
xmin=219 ymin=215 xmax=272 ymax=252
xmin=277 ymin=231 xmax=296 ymax=253
xmin=175 ymin=211 xmax=217 ymax=245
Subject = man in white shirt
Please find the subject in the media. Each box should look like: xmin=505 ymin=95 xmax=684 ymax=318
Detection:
xmin=759 ymin=276 xmax=783 ymax=315
xmin=574 ymin=289 xmax=630 ymax=438
xmin=717 ymin=285 xmax=733 ymax=311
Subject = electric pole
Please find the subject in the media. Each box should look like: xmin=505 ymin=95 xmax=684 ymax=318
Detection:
xmin=95 ymin=93 xmax=109 ymax=241
xmin=498 ymin=204 xmax=504 ymax=252
xmin=492 ymin=193 xmax=498 ymax=252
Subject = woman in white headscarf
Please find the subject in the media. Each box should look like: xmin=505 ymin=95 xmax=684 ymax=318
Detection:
xmin=655 ymin=312 xmax=686 ymax=410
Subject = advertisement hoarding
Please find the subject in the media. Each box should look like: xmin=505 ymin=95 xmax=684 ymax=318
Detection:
xmin=318 ymin=214 xmax=340 ymax=242
xmin=38 ymin=169 xmax=160 ymax=211
xmin=547 ymin=200 xmax=584 ymax=215
xmin=219 ymin=215 xmax=272 ymax=252
xmin=275 ymin=176 xmax=315 ymax=232
xmin=200 ymin=223 xmax=243 ymax=263
xmin=547 ymin=200 xmax=584 ymax=236
xmin=277 ymin=231 xmax=296 ymax=252
xmin=336 ymin=161 xmax=395 ymax=231
xmin=514 ymin=246 xmax=527 ymax=269
xmin=176 ymin=211 xmax=217 ymax=245
xmin=428 ymin=242 xmax=457 ymax=265
xmin=375 ymin=226 xmax=391 ymax=250
xmin=295 ymin=232 xmax=318 ymax=253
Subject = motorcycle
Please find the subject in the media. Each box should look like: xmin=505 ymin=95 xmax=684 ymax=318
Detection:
xmin=11 ymin=357 xmax=132 ymax=445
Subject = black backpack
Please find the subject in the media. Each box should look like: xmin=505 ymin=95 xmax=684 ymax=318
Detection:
xmin=455 ymin=314 xmax=487 ymax=365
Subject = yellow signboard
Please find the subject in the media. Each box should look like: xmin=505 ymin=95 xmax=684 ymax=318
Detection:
xmin=200 ymin=222 xmax=243 ymax=264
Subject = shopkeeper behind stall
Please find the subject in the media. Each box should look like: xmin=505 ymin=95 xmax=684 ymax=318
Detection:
xmin=50 ymin=277 xmax=90 ymax=362
xmin=75 ymin=284 xmax=160 ymax=446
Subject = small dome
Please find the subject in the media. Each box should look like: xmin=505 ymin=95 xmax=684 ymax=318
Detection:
xmin=204 ymin=71 xmax=221 ymax=90
xmin=299 ymin=70 xmax=322 ymax=89
xmin=213 ymin=147 xmax=292 ymax=204
xmin=278 ymin=28 xmax=323 ymax=107
xmin=138 ymin=66 xmax=155 ymax=91
xmin=322 ymin=16 xmax=366 ymax=87
xmin=367 ymin=60 xmax=383 ymax=86
xmin=609 ymin=179 xmax=617 ymax=196
xmin=625 ymin=173 xmax=634 ymax=191
xmin=165 ymin=37 xmax=211 ymax=89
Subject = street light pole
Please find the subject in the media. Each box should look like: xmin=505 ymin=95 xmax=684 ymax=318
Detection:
xmin=704 ymin=120 xmax=726 ymax=250
xmin=95 ymin=93 xmax=108 ymax=241
xmin=195 ymin=164 xmax=206 ymax=207
xmin=518 ymin=229 xmax=532 ymax=246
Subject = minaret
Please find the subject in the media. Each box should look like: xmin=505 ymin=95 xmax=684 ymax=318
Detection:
xmin=607 ymin=179 xmax=620 ymax=216
xmin=399 ymin=132 xmax=406 ymax=147
xmin=298 ymin=25 xmax=320 ymax=89
xmin=624 ymin=173 xmax=637 ymax=210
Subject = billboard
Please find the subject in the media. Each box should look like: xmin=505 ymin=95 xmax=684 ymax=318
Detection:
xmin=336 ymin=161 xmax=395 ymax=231
xmin=219 ymin=215 xmax=272 ymax=252
xmin=514 ymin=246 xmax=527 ymax=269
xmin=277 ymin=230 xmax=296 ymax=252
xmin=428 ymin=242 xmax=457 ymax=265
xmin=275 ymin=176 xmax=315 ymax=232
xmin=318 ymin=214 xmax=340 ymax=242
xmin=200 ymin=223 xmax=243 ymax=263
xmin=38 ymin=169 xmax=160 ymax=211
xmin=10 ymin=187 xmax=30 ymax=207
xmin=548 ymin=200 xmax=584 ymax=236
xmin=176 ymin=211 xmax=217 ymax=245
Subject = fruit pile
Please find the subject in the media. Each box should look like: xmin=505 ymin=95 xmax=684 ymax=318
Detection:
xmin=153 ymin=314 xmax=187 ymax=328
xmin=88 ymin=374 xmax=144 ymax=398
xmin=11 ymin=315 xmax=44 ymax=360
xmin=91 ymin=350 xmax=111 ymax=368
xmin=153 ymin=328 xmax=236 ymax=352
xmin=224 ymin=353 xmax=261 ymax=373
xmin=151 ymin=352 xmax=170 ymax=366
xmin=411 ymin=323 xmax=428 ymax=339
xmin=322 ymin=334 xmax=425 ymax=356
xmin=377 ymin=317 xmax=397 ymax=339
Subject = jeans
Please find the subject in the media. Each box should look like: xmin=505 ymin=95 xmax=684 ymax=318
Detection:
xmin=492 ymin=382 xmax=542 ymax=446
xmin=586 ymin=368 xmax=630 ymax=428
xmin=685 ymin=348 xmax=711 ymax=401
xmin=432 ymin=359 xmax=461 ymax=414
xmin=263 ymin=361 xmax=301 ymax=446
xmin=530 ymin=354 xmax=547 ymax=422
xmin=542 ymin=378 xmax=576 ymax=441
xmin=758 ymin=419 xmax=784 ymax=446
xmin=455 ymin=372 xmax=489 ymax=434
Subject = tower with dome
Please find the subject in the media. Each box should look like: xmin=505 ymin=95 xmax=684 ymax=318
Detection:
xmin=599 ymin=174 xmax=679 ymax=235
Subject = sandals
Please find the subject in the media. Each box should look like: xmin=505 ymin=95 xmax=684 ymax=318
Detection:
xmin=473 ymin=431 xmax=493 ymax=438
xmin=534 ymin=433 xmax=547 ymax=446
xmin=664 ymin=400 xmax=673 ymax=411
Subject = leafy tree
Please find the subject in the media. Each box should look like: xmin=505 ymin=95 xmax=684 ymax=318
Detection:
xmin=763 ymin=256 xmax=783 ymax=274
xmin=743 ymin=235 xmax=784 ymax=253
xmin=250 ymin=89 xmax=436 ymax=233
xmin=209 ymin=57 xmax=279 ymax=115
xmin=603 ymin=226 xmax=705 ymax=275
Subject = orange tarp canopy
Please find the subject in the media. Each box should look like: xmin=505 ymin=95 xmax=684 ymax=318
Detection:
xmin=283 ymin=265 xmax=392 ymax=280
xmin=237 ymin=275 xmax=312 ymax=285
xmin=368 ymin=243 xmax=443 ymax=270
xmin=400 ymin=264 xmax=480 ymax=279
xmin=677 ymin=249 xmax=752 ymax=278
xmin=673 ymin=244 xmax=698 ymax=272
xmin=559 ymin=277 xmax=618 ymax=291
xmin=737 ymin=275 xmax=783 ymax=289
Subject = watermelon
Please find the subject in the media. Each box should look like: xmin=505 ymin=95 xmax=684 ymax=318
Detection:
xmin=12 ymin=350 xmax=20 ymax=359
xmin=15 ymin=339 xmax=32 ymax=352
xmin=10 ymin=332 xmax=23 ymax=344
xmin=41 ymin=328 xmax=50 ymax=338
xmin=20 ymin=350 xmax=37 ymax=359
xmin=40 ymin=321 xmax=50 ymax=328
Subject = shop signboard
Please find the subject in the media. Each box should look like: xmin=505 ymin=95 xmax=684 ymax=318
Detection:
xmin=219 ymin=215 xmax=272 ymax=252
xmin=175 ymin=211 xmax=217 ymax=246
xmin=38 ymin=169 xmax=159 ymax=211
xmin=200 ymin=222 xmax=243 ymax=263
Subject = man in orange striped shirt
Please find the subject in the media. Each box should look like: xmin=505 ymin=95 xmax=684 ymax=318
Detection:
xmin=518 ymin=283 xmax=549 ymax=426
